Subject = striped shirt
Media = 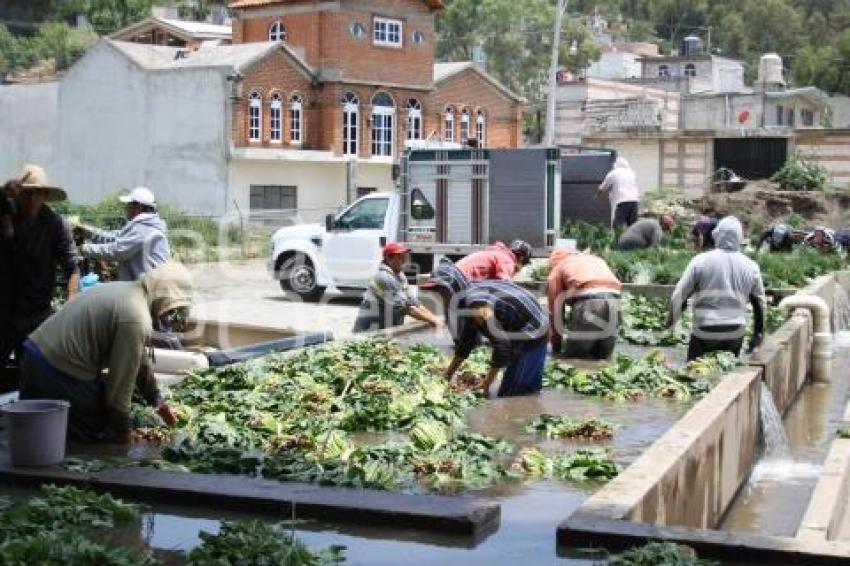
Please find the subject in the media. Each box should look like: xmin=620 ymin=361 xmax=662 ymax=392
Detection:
xmin=455 ymin=280 xmax=549 ymax=368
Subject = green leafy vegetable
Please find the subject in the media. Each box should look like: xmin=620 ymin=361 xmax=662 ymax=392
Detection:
xmin=187 ymin=521 xmax=345 ymax=565
xmin=552 ymin=449 xmax=620 ymax=482
xmin=524 ymin=415 xmax=614 ymax=440
xmin=611 ymin=541 xmax=718 ymax=565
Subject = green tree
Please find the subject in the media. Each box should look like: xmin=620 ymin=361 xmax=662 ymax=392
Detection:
xmin=59 ymin=0 xmax=158 ymax=35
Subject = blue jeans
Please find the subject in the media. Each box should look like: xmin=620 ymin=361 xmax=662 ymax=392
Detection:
xmin=498 ymin=342 xmax=547 ymax=397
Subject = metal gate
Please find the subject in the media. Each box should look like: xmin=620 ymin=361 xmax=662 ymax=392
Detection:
xmin=560 ymin=150 xmax=616 ymax=225
xmin=714 ymin=138 xmax=788 ymax=180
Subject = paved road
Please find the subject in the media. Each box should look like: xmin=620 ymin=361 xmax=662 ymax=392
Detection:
xmin=189 ymin=260 xmax=364 ymax=339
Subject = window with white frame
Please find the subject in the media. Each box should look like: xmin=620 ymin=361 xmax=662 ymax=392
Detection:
xmin=371 ymin=92 xmax=395 ymax=157
xmin=373 ymin=17 xmax=402 ymax=47
xmin=684 ymin=63 xmax=696 ymax=77
xmin=342 ymin=92 xmax=359 ymax=156
xmin=460 ymin=109 xmax=470 ymax=142
xmin=444 ymin=107 xmax=455 ymax=142
xmin=290 ymin=94 xmax=303 ymax=143
xmin=269 ymin=93 xmax=282 ymax=142
xmin=406 ymin=98 xmax=422 ymax=141
xmin=248 ymin=91 xmax=261 ymax=142
xmin=658 ymin=64 xmax=669 ymax=78
xmin=476 ymin=110 xmax=486 ymax=147
xmin=801 ymin=108 xmax=815 ymax=127
xmin=268 ymin=21 xmax=286 ymax=41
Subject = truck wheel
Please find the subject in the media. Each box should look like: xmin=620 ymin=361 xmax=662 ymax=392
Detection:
xmin=277 ymin=253 xmax=325 ymax=302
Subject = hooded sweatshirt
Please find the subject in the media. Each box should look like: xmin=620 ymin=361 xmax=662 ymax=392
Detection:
xmin=547 ymin=249 xmax=621 ymax=348
xmin=82 ymin=212 xmax=171 ymax=281
xmin=455 ymin=241 xmax=519 ymax=281
xmin=599 ymin=157 xmax=640 ymax=210
xmin=29 ymin=263 xmax=192 ymax=424
xmin=670 ymin=217 xmax=766 ymax=329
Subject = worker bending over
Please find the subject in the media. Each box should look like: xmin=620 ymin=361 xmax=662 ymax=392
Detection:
xmin=547 ymin=247 xmax=622 ymax=360
xmin=19 ymin=263 xmax=192 ymax=443
xmin=353 ymin=242 xmax=441 ymax=332
xmin=1 ymin=164 xmax=80 ymax=369
xmin=804 ymin=226 xmax=839 ymax=254
xmin=668 ymin=217 xmax=766 ymax=361
xmin=455 ymin=239 xmax=532 ymax=281
xmin=426 ymin=261 xmax=549 ymax=398
xmin=756 ymin=223 xmax=798 ymax=253
xmin=598 ymin=157 xmax=640 ymax=229
xmin=616 ymin=215 xmax=674 ymax=250
xmin=77 ymin=187 xmax=171 ymax=281
xmin=691 ymin=215 xmax=718 ymax=250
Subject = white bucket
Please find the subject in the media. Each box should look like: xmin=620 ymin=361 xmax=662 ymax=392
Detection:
xmin=1 ymin=400 xmax=69 ymax=466
xmin=555 ymin=238 xmax=577 ymax=250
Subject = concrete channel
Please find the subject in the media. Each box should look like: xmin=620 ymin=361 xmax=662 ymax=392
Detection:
xmin=557 ymin=272 xmax=850 ymax=563
xmin=4 ymin=277 xmax=850 ymax=563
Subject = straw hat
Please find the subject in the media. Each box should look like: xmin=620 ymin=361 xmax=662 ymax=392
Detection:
xmin=14 ymin=164 xmax=67 ymax=202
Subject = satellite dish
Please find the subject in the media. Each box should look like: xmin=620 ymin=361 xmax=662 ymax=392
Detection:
xmin=738 ymin=110 xmax=750 ymax=124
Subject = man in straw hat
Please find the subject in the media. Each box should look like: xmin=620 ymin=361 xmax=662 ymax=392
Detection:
xmin=1 ymin=164 xmax=80 ymax=369
xmin=19 ymin=263 xmax=192 ymax=443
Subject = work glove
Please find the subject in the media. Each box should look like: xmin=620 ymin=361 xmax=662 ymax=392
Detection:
xmin=746 ymin=333 xmax=764 ymax=355
xmin=156 ymin=401 xmax=178 ymax=427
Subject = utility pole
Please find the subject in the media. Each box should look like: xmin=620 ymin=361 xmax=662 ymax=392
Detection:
xmin=544 ymin=0 xmax=568 ymax=147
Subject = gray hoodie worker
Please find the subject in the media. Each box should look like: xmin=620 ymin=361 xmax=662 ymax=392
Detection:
xmin=668 ymin=216 xmax=766 ymax=361
xmin=81 ymin=187 xmax=171 ymax=281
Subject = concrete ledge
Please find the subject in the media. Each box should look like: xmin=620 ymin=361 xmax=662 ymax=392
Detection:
xmin=558 ymin=513 xmax=850 ymax=564
xmin=797 ymin=438 xmax=850 ymax=542
xmin=0 ymin=463 xmax=500 ymax=539
xmin=571 ymin=367 xmax=761 ymax=529
xmin=749 ymin=312 xmax=811 ymax=415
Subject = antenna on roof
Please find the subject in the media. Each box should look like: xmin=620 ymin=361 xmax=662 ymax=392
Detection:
xmin=174 ymin=49 xmax=190 ymax=60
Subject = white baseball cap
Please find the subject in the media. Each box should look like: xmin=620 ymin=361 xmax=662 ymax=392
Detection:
xmin=119 ymin=187 xmax=156 ymax=207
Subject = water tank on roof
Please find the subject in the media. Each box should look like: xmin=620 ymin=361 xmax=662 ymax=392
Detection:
xmin=682 ymin=35 xmax=704 ymax=57
xmin=757 ymin=53 xmax=785 ymax=89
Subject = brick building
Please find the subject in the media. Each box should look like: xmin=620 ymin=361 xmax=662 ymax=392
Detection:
xmin=227 ymin=0 xmax=524 ymax=159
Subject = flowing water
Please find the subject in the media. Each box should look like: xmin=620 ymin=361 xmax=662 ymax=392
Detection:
xmin=758 ymin=383 xmax=790 ymax=458
xmin=720 ymin=344 xmax=850 ymax=536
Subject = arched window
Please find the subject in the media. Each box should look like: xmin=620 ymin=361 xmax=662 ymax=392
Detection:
xmin=371 ymin=92 xmax=395 ymax=157
xmin=444 ymin=107 xmax=455 ymax=143
xmin=248 ymin=91 xmax=262 ymax=142
xmin=684 ymin=63 xmax=696 ymax=77
xmin=658 ymin=64 xmax=669 ymax=78
xmin=406 ymin=98 xmax=422 ymax=141
xmin=290 ymin=94 xmax=303 ymax=144
xmin=268 ymin=21 xmax=286 ymax=41
xmin=460 ymin=109 xmax=471 ymax=142
xmin=269 ymin=93 xmax=282 ymax=142
xmin=476 ymin=110 xmax=486 ymax=147
xmin=342 ymin=92 xmax=359 ymax=157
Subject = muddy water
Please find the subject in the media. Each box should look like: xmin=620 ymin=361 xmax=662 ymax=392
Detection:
xmin=128 ymin=385 xmax=687 ymax=566
xmin=720 ymin=345 xmax=850 ymax=536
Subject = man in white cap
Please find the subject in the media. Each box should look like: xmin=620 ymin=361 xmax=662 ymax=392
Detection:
xmin=78 ymin=187 xmax=171 ymax=282
xmin=1 ymin=164 xmax=80 ymax=370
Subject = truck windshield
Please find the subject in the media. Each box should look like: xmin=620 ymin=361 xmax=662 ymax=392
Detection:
xmin=336 ymin=197 xmax=389 ymax=230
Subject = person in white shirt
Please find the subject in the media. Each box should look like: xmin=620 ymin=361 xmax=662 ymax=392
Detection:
xmin=598 ymin=157 xmax=640 ymax=229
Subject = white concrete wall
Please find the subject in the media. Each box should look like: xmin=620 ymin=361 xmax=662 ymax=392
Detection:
xmin=589 ymin=138 xmax=660 ymax=191
xmin=829 ymin=96 xmax=850 ymax=128
xmin=586 ymin=52 xmax=641 ymax=80
xmin=0 ymin=82 xmax=59 ymax=181
xmin=55 ymin=41 xmax=229 ymax=215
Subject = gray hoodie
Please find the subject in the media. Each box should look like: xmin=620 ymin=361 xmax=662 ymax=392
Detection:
xmin=671 ymin=217 xmax=766 ymax=329
xmin=81 ymin=213 xmax=171 ymax=281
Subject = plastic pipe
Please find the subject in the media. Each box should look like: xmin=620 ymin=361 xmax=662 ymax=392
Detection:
xmin=779 ymin=295 xmax=832 ymax=382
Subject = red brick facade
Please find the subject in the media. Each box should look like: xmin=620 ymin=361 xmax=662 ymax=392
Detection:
xmin=229 ymin=0 xmax=522 ymax=155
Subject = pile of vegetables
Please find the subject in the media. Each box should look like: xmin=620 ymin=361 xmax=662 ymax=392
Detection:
xmin=524 ymin=415 xmax=614 ymax=441
xmin=610 ymin=541 xmax=718 ymax=565
xmin=0 ymin=485 xmax=153 ymax=565
xmin=544 ymin=350 xmax=738 ymax=402
xmin=0 ymin=485 xmax=344 ymax=565
xmin=512 ymin=447 xmax=620 ymax=482
xmin=123 ymin=340 xmax=627 ymax=493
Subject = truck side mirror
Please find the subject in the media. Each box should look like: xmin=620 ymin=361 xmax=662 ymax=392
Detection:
xmin=325 ymin=214 xmax=335 ymax=232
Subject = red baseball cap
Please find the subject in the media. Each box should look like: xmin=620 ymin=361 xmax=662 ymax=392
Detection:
xmin=382 ymin=242 xmax=410 ymax=257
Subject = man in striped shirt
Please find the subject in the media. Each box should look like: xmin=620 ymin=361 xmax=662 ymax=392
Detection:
xmin=423 ymin=260 xmax=549 ymax=397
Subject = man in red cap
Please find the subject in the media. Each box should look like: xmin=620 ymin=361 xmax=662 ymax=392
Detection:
xmin=353 ymin=242 xmax=442 ymax=332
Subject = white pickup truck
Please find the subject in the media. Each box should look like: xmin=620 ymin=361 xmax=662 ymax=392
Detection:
xmin=269 ymin=148 xmax=563 ymax=301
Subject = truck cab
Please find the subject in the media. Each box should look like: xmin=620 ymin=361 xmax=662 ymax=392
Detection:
xmin=270 ymin=147 xmax=562 ymax=301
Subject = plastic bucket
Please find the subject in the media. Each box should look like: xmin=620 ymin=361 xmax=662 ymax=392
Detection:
xmin=1 ymin=400 xmax=69 ymax=466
